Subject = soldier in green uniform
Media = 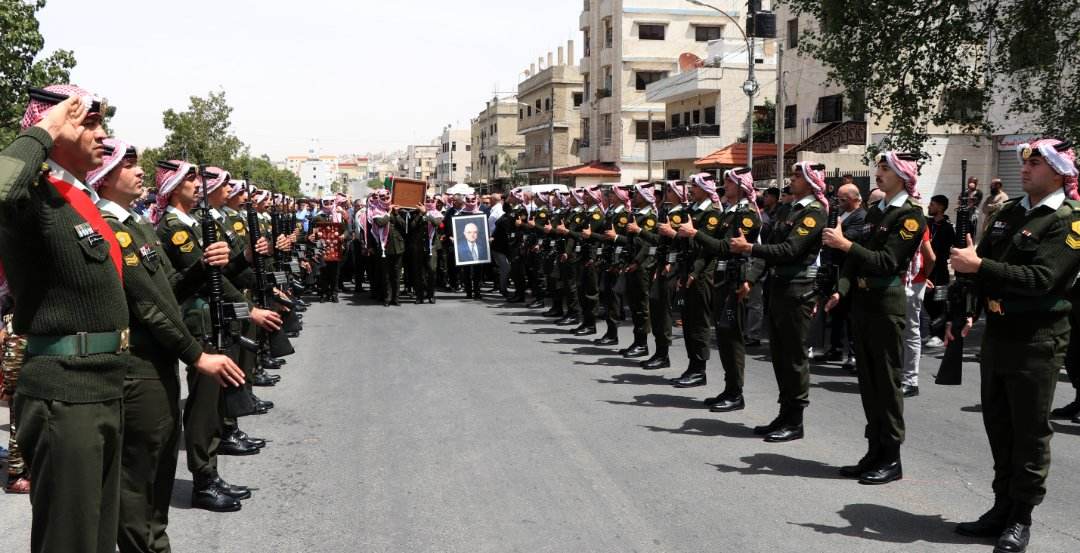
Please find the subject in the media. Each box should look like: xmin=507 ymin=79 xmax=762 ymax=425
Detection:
xmin=595 ymin=184 xmax=635 ymax=346
xmin=539 ymin=192 xmax=565 ymax=318
xmin=663 ymin=173 xmax=721 ymax=388
xmin=731 ymin=161 xmax=828 ymax=442
xmin=408 ymin=195 xmax=443 ymax=304
xmin=88 ymin=139 xmax=245 ymax=552
xmin=569 ymin=185 xmax=608 ymax=336
xmin=823 ymin=152 xmax=925 ymax=484
xmin=2 ymin=85 xmax=132 ymax=553
xmin=553 ymin=189 xmax=585 ymax=326
xmin=618 ymin=183 xmax=659 ymax=358
xmin=947 ymin=139 xmax=1080 ymax=553
xmin=152 ymin=159 xmax=280 ymax=512
xmin=641 ymin=181 xmax=690 ymax=370
xmin=687 ymin=168 xmax=762 ymax=412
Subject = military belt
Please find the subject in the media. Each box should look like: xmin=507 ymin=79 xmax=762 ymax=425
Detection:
xmin=770 ymin=265 xmax=815 ymax=279
xmin=856 ymin=275 xmax=902 ymax=290
xmin=986 ymin=296 xmax=1069 ymax=316
xmin=26 ymin=329 xmax=130 ymax=357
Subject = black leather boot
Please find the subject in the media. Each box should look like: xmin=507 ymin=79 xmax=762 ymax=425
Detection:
xmin=192 ymin=475 xmax=242 ymax=512
xmin=640 ymin=347 xmax=670 ymax=370
xmin=764 ymin=407 xmax=804 ymax=442
xmin=956 ymin=496 xmax=1013 ymax=537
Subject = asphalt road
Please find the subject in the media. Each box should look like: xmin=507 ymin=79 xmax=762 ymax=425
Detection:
xmin=3 ymin=290 xmax=1080 ymax=552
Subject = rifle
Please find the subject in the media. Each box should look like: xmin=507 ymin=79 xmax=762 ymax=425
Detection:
xmin=245 ymin=185 xmax=295 ymax=361
xmin=198 ymin=165 xmax=257 ymax=417
xmin=935 ymin=159 xmax=977 ymax=385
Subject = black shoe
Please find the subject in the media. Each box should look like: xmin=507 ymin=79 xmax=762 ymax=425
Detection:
xmin=753 ymin=413 xmax=785 ymax=436
xmin=671 ymin=371 xmax=706 ymax=388
xmin=506 ymin=295 xmax=525 ymax=303
xmin=255 ymin=399 xmax=274 ymax=411
xmin=555 ymin=314 xmax=580 ymax=326
xmin=621 ymin=345 xmax=649 ymax=358
xmin=541 ymin=309 xmax=564 ymax=318
xmin=818 ymin=347 xmax=844 ymax=361
xmin=390 ymin=300 xmax=400 ymax=306
xmin=709 ymin=394 xmax=745 ymax=413
xmin=858 ymin=460 xmax=903 ymax=485
xmin=263 ymin=357 xmax=285 ymax=368
xmin=1052 ymin=399 xmax=1080 ymax=419
xmin=839 ymin=454 xmax=879 ymax=478
xmin=572 ymin=325 xmax=597 ymax=337
xmin=842 ymin=358 xmax=857 ymax=374
xmin=214 ymin=476 xmax=252 ymax=500
xmin=465 ymin=293 xmax=474 ymax=299
xmin=429 ymin=297 xmax=436 ymax=304
xmin=993 ymin=523 xmax=1030 ymax=553
xmin=415 ymin=297 xmax=424 ymax=304
xmin=956 ymin=500 xmax=1012 ymax=537
xmin=331 ymin=294 xmax=339 ymax=303
xmin=192 ymin=480 xmax=242 ymax=512
xmin=640 ymin=353 xmax=670 ymax=370
xmin=744 ymin=338 xmax=762 ymax=347
xmin=252 ymin=372 xmax=277 ymax=387
xmin=233 ymin=430 xmax=265 ymax=449
xmin=527 ymin=299 xmax=545 ymax=309
xmin=902 ymin=384 xmax=919 ymax=398
xmin=764 ymin=425 xmax=803 ymax=442
xmin=219 ymin=435 xmax=260 ymax=456
xmin=594 ymin=335 xmax=618 ymax=346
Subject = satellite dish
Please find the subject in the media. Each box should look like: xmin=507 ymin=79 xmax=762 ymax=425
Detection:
xmin=678 ymin=53 xmax=705 ymax=72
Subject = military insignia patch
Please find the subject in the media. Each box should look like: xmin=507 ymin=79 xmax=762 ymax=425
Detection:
xmin=171 ymin=231 xmax=190 ymax=246
xmin=179 ymin=242 xmax=195 ymax=253
xmin=1067 ymin=234 xmax=1080 ymax=250
xmin=903 ymin=218 xmax=919 ymax=233
xmin=645 ymin=219 xmax=656 ymax=229
xmin=802 ymin=217 xmax=816 ymax=229
xmin=592 ymin=213 xmax=602 ymax=221
xmin=707 ymin=216 xmax=719 ymax=227
xmin=115 ymin=231 xmax=132 ymax=248
xmin=671 ymin=215 xmax=683 ymax=224
xmin=1071 ymin=220 xmax=1080 ymax=235
xmin=123 ymin=252 xmax=139 ymax=266
xmin=619 ymin=217 xmax=628 ymax=225
xmin=742 ymin=217 xmax=754 ymax=228
xmin=900 ymin=230 xmax=915 ymax=240
xmin=233 ymin=221 xmax=245 ymax=232
xmin=796 ymin=227 xmax=809 ymax=236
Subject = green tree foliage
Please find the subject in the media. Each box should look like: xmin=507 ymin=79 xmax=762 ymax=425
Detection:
xmin=783 ymin=0 xmax=1079 ymax=154
xmin=0 ymin=0 xmax=77 ymax=144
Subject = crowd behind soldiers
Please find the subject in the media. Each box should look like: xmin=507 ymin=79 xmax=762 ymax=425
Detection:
xmin=2 ymin=84 xmax=1080 ymax=553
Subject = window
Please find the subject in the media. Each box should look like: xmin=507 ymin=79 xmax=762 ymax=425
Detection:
xmin=452 ymin=163 xmax=457 ymax=172
xmin=451 ymin=142 xmax=457 ymax=151
xmin=583 ymin=29 xmax=592 ymax=57
xmin=666 ymin=169 xmax=681 ymax=180
xmin=704 ymin=106 xmax=716 ymax=125
xmin=942 ymin=88 xmax=984 ymax=124
xmin=787 ymin=19 xmax=798 ymax=49
xmin=603 ymin=66 xmax=612 ymax=90
xmin=695 ymin=25 xmax=723 ymax=42
xmin=601 ymin=114 xmax=613 ymax=144
xmin=465 ymin=145 xmax=471 ymax=151
xmin=544 ymin=97 xmax=552 ymax=111
xmin=573 ymin=92 xmax=584 ymax=107
xmin=536 ymin=99 xmax=542 ymax=111
xmin=603 ymin=19 xmax=613 ymax=48
xmin=671 ymin=113 xmax=681 ymax=127
xmin=814 ymin=94 xmax=844 ymax=123
xmin=692 ymin=110 xmax=701 ymax=125
xmin=527 ymin=106 xmax=532 ymax=117
xmin=581 ymin=118 xmax=590 ymax=145
xmin=635 ymin=70 xmax=668 ymax=91
xmin=583 ymin=74 xmax=591 ymax=101
xmin=634 ymin=120 xmax=666 ymax=140
xmin=638 ymin=24 xmax=665 ymax=40
xmin=784 ymin=105 xmax=797 ymax=128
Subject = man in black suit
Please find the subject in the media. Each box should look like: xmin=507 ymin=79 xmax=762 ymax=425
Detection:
xmin=824 ymin=182 xmax=867 ymax=371
xmin=456 ymin=221 xmax=488 ymax=263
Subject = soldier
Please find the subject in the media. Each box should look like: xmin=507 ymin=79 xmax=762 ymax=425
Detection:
xmin=663 ymin=173 xmax=722 ymax=388
xmin=537 ymin=191 xmax=565 ymax=318
xmin=731 ymin=161 xmax=828 ymax=443
xmin=594 ymin=184 xmax=635 ymax=346
xmin=88 ymin=139 xmax=244 ymax=552
xmin=823 ymin=151 xmax=926 ymax=484
xmin=619 ymin=182 xmax=659 ymax=358
xmin=641 ymin=181 xmax=690 ymax=370
xmin=408 ymin=195 xmax=443 ymax=304
xmin=493 ymin=190 xmax=524 ymax=301
xmin=569 ymin=185 xmax=608 ymax=336
xmin=369 ymin=189 xmax=406 ymax=306
xmin=689 ymin=168 xmax=762 ymax=412
xmin=948 ymin=139 xmax=1080 ymax=553
xmin=553 ymin=190 xmax=582 ymax=326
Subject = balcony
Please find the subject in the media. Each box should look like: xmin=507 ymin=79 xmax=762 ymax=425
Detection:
xmin=654 ymin=124 xmax=720 ymax=141
xmin=651 ymin=125 xmax=726 ymax=162
xmin=596 ymin=88 xmax=612 ymax=99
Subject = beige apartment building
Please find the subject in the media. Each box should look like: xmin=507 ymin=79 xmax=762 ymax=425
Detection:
xmin=471 ymin=98 xmax=525 ymax=188
xmin=516 ymin=41 xmax=585 ymax=185
xmin=435 ymin=127 xmax=472 ymax=190
xmin=578 ymin=0 xmax=744 ymax=184
xmin=401 ymin=143 xmax=439 ymax=184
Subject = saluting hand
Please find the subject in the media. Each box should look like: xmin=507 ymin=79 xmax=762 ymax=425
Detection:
xmin=603 ymin=228 xmax=617 ymax=240
xmin=950 ymin=234 xmax=981 ymax=274
xmin=582 ymin=227 xmax=592 ymax=238
xmin=202 ymin=241 xmax=231 ymax=267
xmin=729 ymin=229 xmax=753 ymax=254
xmin=194 ymin=353 xmax=245 ymax=388
xmin=822 ymin=216 xmax=851 ymax=251
xmin=36 ymin=95 xmax=88 ymax=145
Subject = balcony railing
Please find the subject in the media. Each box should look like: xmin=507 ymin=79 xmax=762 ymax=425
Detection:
xmin=601 ymin=136 xmax=613 ymax=146
xmin=580 ymin=138 xmax=591 ymax=148
xmin=654 ymin=124 xmax=720 ymax=140
xmin=596 ymin=88 xmax=612 ymax=99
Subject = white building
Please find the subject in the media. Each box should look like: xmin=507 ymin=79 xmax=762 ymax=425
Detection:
xmin=299 ymin=158 xmax=334 ymax=198
xmin=435 ymin=127 xmax=471 ymax=191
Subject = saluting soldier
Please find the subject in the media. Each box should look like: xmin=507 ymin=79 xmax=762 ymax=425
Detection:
xmin=2 ymin=85 xmax=132 ymax=553
xmin=88 ymin=139 xmax=244 ymax=552
xmin=664 ymin=173 xmax=722 ymax=388
xmin=731 ymin=161 xmax=828 ymax=443
xmin=641 ymin=181 xmax=690 ymax=370
xmin=823 ymin=152 xmax=926 ymax=485
xmin=617 ymin=183 xmax=659 ymax=358
xmin=685 ymin=168 xmax=762 ymax=412
xmin=947 ymin=139 xmax=1080 ymax=553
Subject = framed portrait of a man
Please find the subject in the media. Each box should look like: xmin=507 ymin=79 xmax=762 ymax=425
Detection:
xmin=452 ymin=214 xmax=491 ymax=266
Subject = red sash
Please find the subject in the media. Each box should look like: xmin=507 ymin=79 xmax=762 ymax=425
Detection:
xmin=47 ymin=175 xmax=123 ymax=284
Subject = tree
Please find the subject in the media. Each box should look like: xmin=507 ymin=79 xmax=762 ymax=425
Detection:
xmin=783 ymin=0 xmax=1079 ymax=155
xmin=0 ymin=0 xmax=77 ymax=144
xmin=157 ymin=90 xmax=245 ymax=166
xmin=497 ymin=148 xmax=526 ymax=185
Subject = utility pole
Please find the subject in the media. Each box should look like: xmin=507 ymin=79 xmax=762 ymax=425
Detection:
xmin=549 ymin=87 xmax=556 ymax=184
xmin=775 ymin=29 xmax=784 ymax=187
xmin=647 ymin=109 xmax=654 ymax=181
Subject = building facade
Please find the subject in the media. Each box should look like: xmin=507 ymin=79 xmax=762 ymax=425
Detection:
xmin=471 ymin=98 xmax=525 ymax=187
xmin=436 ymin=127 xmax=472 ymax=190
xmin=517 ymin=41 xmax=585 ymax=185
xmin=402 ymin=143 xmax=439 ymax=184
xmin=299 ymin=157 xmax=334 ymax=198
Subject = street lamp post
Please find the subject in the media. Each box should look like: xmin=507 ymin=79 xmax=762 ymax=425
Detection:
xmin=686 ymin=0 xmax=758 ymax=169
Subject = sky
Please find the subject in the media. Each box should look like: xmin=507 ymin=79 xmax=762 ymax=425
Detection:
xmin=36 ymin=0 xmax=583 ymax=160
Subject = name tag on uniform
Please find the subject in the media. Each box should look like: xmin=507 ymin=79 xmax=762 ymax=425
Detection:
xmin=614 ymin=246 xmax=623 ymax=254
xmin=549 ymin=240 xmax=556 ymax=247
xmin=667 ymin=252 xmax=679 ymax=263
xmin=716 ymin=260 xmax=728 ymax=271
xmin=510 ymin=233 xmax=516 ymax=238
xmin=574 ymin=245 xmax=581 ymax=253
xmin=648 ymin=247 xmax=657 ymax=255
xmin=74 ymin=223 xmax=95 ymax=238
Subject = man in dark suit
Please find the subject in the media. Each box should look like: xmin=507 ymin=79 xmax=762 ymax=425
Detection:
xmin=823 ymin=182 xmax=867 ymax=370
xmin=456 ymin=221 xmax=488 ymax=263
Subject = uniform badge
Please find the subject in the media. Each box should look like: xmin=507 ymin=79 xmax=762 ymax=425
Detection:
xmin=645 ymin=219 xmax=656 ymax=229
xmin=618 ymin=217 xmax=628 ymax=225
xmin=671 ymin=215 xmax=683 ymax=224
xmin=171 ymin=231 xmax=190 ymax=246
xmin=796 ymin=227 xmax=809 ymax=236
xmin=115 ymin=231 xmax=132 ymax=248
xmin=1071 ymin=220 xmax=1080 ymax=235
xmin=123 ymin=252 xmax=139 ymax=267
xmin=179 ymin=242 xmax=195 ymax=253
xmin=987 ymin=299 xmax=1004 ymax=314
xmin=1067 ymin=234 xmax=1080 ymax=250
xmin=903 ymin=218 xmax=919 ymax=233
xmin=801 ymin=217 xmax=816 ymax=229
xmin=592 ymin=213 xmax=602 ymax=221
xmin=233 ymin=221 xmax=245 ymax=232
xmin=74 ymin=223 xmax=94 ymax=239
xmin=742 ymin=217 xmax=754 ymax=228
xmin=707 ymin=216 xmax=719 ymax=226
xmin=900 ymin=229 xmax=915 ymax=240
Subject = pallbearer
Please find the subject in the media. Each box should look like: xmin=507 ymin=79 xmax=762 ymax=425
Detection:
xmin=409 ymin=195 xmax=443 ymax=304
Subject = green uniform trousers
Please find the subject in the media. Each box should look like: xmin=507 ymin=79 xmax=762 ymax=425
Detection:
xmin=766 ymin=280 xmax=814 ymax=408
xmin=600 ymin=270 xmax=621 ymax=334
xmin=14 ymin=395 xmax=122 ymax=553
xmin=713 ymin=284 xmax=746 ymax=393
xmin=119 ymin=376 xmax=181 ymax=553
xmin=850 ymin=289 xmax=906 ymax=452
xmin=558 ymin=259 xmax=580 ymax=316
xmin=579 ymin=262 xmax=599 ymax=325
xmin=625 ymin=266 xmax=652 ymax=343
xmin=183 ymin=366 xmax=221 ymax=480
xmin=379 ymin=254 xmax=403 ymax=303
xmin=682 ymin=278 xmax=713 ymax=366
xmin=649 ymin=269 xmax=676 ymax=349
xmin=981 ymin=329 xmax=1067 ymax=505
